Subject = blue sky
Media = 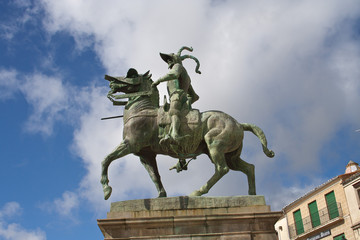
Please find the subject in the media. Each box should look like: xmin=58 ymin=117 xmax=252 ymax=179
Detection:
xmin=1 ymin=0 xmax=360 ymax=239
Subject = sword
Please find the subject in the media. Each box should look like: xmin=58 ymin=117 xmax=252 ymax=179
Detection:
xmin=101 ymin=115 xmax=123 ymax=120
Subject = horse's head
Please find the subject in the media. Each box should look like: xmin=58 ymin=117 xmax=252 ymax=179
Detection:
xmin=105 ymin=68 xmax=158 ymax=107
xmin=105 ymin=68 xmax=152 ymax=94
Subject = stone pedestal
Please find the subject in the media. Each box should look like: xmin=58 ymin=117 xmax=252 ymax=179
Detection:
xmin=98 ymin=196 xmax=281 ymax=240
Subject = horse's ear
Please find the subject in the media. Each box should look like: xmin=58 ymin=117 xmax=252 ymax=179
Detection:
xmin=143 ymin=70 xmax=150 ymax=76
xmin=126 ymin=68 xmax=138 ymax=78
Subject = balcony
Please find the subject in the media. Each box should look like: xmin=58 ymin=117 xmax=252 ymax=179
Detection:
xmin=288 ymin=203 xmax=343 ymax=239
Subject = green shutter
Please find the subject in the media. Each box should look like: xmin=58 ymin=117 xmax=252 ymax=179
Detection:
xmin=308 ymin=201 xmax=320 ymax=227
xmin=325 ymin=191 xmax=339 ymax=219
xmin=293 ymin=209 xmax=304 ymax=235
xmin=333 ymin=233 xmax=345 ymax=240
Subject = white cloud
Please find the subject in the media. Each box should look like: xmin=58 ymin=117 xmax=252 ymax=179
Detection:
xmin=33 ymin=0 xmax=360 ymax=210
xmin=0 ymin=223 xmax=46 ymax=240
xmin=13 ymin=0 xmax=32 ymax=8
xmin=0 ymin=69 xmax=73 ymax=136
xmin=267 ymin=182 xmax=324 ymax=211
xmin=40 ymin=191 xmax=80 ymax=223
xmin=21 ymin=73 xmax=70 ymax=135
xmin=0 ymin=69 xmax=19 ymax=100
xmin=0 ymin=202 xmax=21 ymax=220
xmin=0 ymin=1 xmax=40 ymax=41
xmin=0 ymin=202 xmax=46 ymax=240
xmin=53 ymin=191 xmax=80 ymax=218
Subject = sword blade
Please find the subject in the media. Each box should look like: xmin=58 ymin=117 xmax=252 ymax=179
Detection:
xmin=101 ymin=115 xmax=124 ymax=120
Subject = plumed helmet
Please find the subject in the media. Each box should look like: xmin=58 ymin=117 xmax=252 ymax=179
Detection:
xmin=159 ymin=46 xmax=201 ymax=74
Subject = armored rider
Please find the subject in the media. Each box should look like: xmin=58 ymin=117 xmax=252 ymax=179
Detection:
xmin=152 ymin=46 xmax=201 ymax=146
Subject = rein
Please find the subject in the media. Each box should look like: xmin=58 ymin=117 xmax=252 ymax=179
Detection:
xmin=111 ymin=90 xmax=152 ymax=100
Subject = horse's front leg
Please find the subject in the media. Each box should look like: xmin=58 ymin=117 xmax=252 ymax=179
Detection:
xmin=138 ymin=152 xmax=167 ymax=197
xmin=101 ymin=140 xmax=132 ymax=200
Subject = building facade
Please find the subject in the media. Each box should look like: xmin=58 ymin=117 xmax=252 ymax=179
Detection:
xmin=343 ymin=167 xmax=360 ymax=239
xmin=275 ymin=161 xmax=360 ymax=240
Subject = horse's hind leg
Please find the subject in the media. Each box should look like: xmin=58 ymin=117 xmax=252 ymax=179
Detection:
xmin=139 ymin=153 xmax=167 ymax=198
xmin=227 ymin=155 xmax=256 ymax=195
xmin=101 ymin=140 xmax=132 ymax=200
xmin=190 ymin=146 xmax=229 ymax=196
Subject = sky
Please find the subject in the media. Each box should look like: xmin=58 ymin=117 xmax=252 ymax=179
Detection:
xmin=0 ymin=0 xmax=360 ymax=239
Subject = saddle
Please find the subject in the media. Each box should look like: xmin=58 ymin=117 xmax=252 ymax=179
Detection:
xmin=157 ymin=107 xmax=200 ymax=126
xmin=157 ymin=103 xmax=202 ymax=155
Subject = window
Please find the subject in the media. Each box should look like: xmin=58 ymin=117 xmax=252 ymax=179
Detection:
xmin=293 ymin=209 xmax=304 ymax=235
xmin=333 ymin=233 xmax=345 ymax=240
xmin=325 ymin=191 xmax=339 ymax=219
xmin=308 ymin=201 xmax=320 ymax=227
xmin=354 ymin=182 xmax=360 ymax=206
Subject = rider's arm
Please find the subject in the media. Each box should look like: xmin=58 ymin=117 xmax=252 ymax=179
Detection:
xmin=152 ymin=64 xmax=181 ymax=86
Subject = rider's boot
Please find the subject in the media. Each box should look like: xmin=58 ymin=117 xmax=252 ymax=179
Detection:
xmin=170 ymin=114 xmax=191 ymax=143
xmin=159 ymin=114 xmax=191 ymax=146
xmin=160 ymin=115 xmax=180 ymax=146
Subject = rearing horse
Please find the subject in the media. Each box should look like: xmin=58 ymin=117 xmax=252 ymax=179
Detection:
xmin=100 ymin=68 xmax=274 ymax=200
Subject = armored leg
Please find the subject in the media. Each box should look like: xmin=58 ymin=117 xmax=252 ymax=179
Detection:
xmin=170 ymin=114 xmax=181 ymax=141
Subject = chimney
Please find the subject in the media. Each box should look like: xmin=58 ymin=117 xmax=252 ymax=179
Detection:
xmin=345 ymin=160 xmax=360 ymax=173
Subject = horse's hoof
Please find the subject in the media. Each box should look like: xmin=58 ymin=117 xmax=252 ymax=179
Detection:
xmin=158 ymin=191 xmax=167 ymax=198
xmin=104 ymin=186 xmax=112 ymax=200
xmin=189 ymin=190 xmax=202 ymax=197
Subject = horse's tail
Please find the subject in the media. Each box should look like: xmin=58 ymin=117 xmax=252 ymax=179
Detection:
xmin=240 ymin=123 xmax=275 ymax=158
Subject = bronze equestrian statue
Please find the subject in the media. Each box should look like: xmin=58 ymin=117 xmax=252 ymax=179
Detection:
xmin=100 ymin=47 xmax=274 ymax=200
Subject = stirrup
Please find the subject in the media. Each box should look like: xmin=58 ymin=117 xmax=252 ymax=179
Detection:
xmin=169 ymin=159 xmax=187 ymax=173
